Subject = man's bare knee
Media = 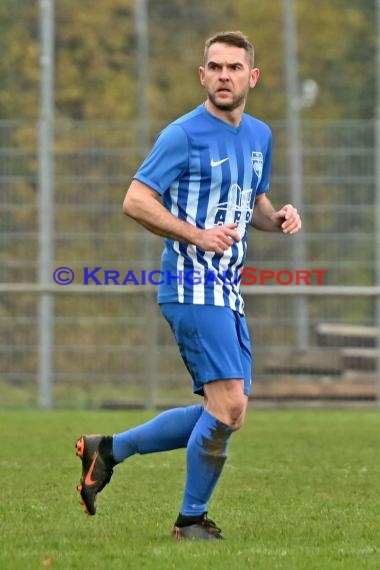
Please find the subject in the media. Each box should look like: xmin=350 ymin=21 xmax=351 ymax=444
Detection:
xmin=204 ymin=380 xmax=247 ymax=428
xmin=227 ymin=398 xmax=247 ymax=429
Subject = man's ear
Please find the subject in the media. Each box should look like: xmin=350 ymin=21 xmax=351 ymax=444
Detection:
xmin=199 ymin=66 xmax=206 ymax=86
xmin=249 ymin=68 xmax=260 ymax=89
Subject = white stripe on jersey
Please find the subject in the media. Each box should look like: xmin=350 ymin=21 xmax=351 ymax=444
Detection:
xmin=203 ymin=250 xmax=225 ymax=307
xmin=175 ymin=242 xmax=185 ymax=303
xmin=168 ymin=181 xmax=184 ymax=303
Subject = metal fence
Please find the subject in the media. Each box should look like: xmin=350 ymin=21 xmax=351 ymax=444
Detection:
xmin=1 ymin=118 xmax=379 ymax=408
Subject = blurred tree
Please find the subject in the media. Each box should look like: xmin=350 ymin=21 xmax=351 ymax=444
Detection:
xmin=0 ymin=1 xmax=38 ymax=118
xmin=298 ymin=0 xmax=375 ymax=119
xmin=0 ymin=0 xmax=376 ymax=121
xmin=55 ymin=0 xmax=136 ymax=119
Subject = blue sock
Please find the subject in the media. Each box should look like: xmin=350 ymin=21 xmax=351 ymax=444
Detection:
xmin=112 ymin=404 xmax=203 ymax=463
xmin=181 ymin=409 xmax=234 ymax=517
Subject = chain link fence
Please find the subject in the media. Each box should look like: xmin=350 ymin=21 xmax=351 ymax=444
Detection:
xmin=1 ymin=0 xmax=379 ymax=407
xmin=0 ymin=118 xmax=378 ymax=408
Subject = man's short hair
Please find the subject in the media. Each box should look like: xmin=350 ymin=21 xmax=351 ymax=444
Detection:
xmin=204 ymin=31 xmax=254 ymax=67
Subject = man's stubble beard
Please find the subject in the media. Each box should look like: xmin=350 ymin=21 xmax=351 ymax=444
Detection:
xmin=207 ymin=90 xmax=247 ymax=112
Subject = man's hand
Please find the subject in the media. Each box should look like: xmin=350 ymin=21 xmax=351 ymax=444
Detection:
xmin=274 ymin=204 xmax=302 ymax=235
xmin=194 ymin=223 xmax=240 ymax=255
xmin=251 ymin=195 xmax=302 ymax=234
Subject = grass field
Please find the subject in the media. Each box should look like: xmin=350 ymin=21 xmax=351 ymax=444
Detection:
xmin=1 ymin=409 xmax=380 ymax=570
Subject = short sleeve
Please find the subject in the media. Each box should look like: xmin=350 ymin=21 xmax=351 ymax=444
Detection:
xmin=133 ymin=124 xmax=189 ymax=195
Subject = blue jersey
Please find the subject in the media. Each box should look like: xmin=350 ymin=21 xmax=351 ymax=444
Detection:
xmin=133 ymin=103 xmax=272 ymax=314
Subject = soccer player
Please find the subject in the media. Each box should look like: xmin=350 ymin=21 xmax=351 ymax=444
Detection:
xmin=75 ymin=30 xmax=301 ymax=540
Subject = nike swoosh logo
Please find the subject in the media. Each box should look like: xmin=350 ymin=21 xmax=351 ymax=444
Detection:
xmin=210 ymin=157 xmax=229 ymax=167
xmin=85 ymin=451 xmax=99 ymax=486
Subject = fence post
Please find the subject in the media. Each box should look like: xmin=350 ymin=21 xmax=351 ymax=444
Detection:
xmin=37 ymin=0 xmax=55 ymax=408
xmin=375 ymin=0 xmax=380 ymax=408
xmin=282 ymin=0 xmax=309 ymax=352
xmin=134 ymin=0 xmax=158 ymax=409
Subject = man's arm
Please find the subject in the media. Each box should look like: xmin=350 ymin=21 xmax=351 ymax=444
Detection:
xmin=251 ymin=194 xmax=302 ymax=235
xmin=123 ymin=179 xmax=241 ymax=255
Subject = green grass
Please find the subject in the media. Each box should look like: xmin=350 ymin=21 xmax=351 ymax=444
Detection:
xmin=1 ymin=409 xmax=380 ymax=570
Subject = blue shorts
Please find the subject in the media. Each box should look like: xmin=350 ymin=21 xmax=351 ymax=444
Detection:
xmin=160 ymin=303 xmax=253 ymax=396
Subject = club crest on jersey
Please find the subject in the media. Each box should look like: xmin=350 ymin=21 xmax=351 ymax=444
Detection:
xmin=214 ymin=184 xmax=253 ymax=234
xmin=251 ymin=151 xmax=263 ymax=181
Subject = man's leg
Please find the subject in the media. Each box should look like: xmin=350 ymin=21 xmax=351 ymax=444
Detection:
xmin=160 ymin=304 xmax=252 ymax=539
xmin=76 ymin=404 xmax=203 ymax=515
xmin=113 ymin=404 xmax=204 ymax=461
xmin=173 ymin=379 xmax=248 ymax=540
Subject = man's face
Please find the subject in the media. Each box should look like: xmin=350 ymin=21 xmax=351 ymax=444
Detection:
xmin=199 ymin=43 xmax=260 ymax=112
